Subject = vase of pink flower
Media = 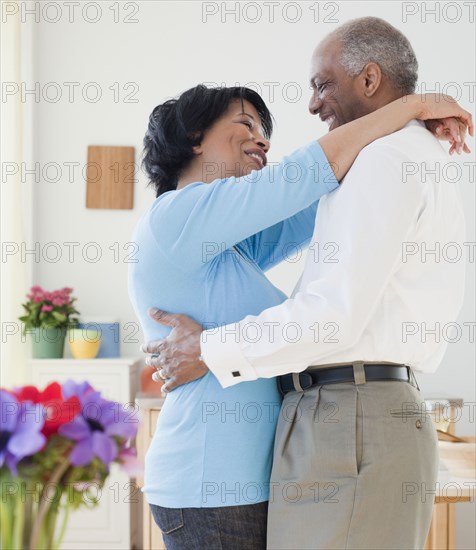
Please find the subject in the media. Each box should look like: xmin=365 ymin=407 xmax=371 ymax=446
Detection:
xmin=18 ymin=286 xmax=80 ymax=359
xmin=0 ymin=380 xmax=141 ymax=550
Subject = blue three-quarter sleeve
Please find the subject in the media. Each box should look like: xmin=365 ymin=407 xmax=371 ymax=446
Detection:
xmin=149 ymin=141 xmax=338 ymax=268
xmin=238 ymin=201 xmax=319 ymax=271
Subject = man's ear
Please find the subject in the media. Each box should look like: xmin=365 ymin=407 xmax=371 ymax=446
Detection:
xmin=360 ymin=62 xmax=382 ymax=98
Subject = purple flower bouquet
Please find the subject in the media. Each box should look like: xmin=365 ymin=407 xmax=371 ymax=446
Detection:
xmin=0 ymin=380 xmax=141 ymax=550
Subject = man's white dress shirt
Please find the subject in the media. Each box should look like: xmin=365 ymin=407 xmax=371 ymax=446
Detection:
xmin=201 ymin=121 xmax=467 ymax=388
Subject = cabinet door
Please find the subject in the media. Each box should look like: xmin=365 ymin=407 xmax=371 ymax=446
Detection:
xmin=149 ymin=408 xmax=166 ymax=548
xmin=57 ymin=465 xmax=137 ymax=549
xmin=29 ymin=361 xmax=139 ymax=549
xmin=424 ymin=503 xmax=454 ymax=550
xmin=138 ymin=408 xmax=166 ymax=550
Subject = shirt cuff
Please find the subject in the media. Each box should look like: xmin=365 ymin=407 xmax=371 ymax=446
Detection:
xmin=200 ymin=323 xmax=258 ymax=388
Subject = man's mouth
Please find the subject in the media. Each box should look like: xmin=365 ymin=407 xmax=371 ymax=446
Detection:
xmin=245 ymin=149 xmax=267 ymax=169
xmin=320 ymin=113 xmax=338 ymax=131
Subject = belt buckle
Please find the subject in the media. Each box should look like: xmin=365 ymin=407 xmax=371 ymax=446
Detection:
xmin=277 ymin=372 xmax=314 ymax=396
xmin=295 ymin=372 xmax=314 ymax=392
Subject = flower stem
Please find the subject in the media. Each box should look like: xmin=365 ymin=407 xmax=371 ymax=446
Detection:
xmin=53 ymin=501 xmax=71 ymax=549
xmin=29 ymin=460 xmax=70 ymax=550
xmin=0 ymin=488 xmax=13 ymax=549
xmin=12 ymin=491 xmax=25 ymax=549
xmin=23 ymin=481 xmax=35 ymax=548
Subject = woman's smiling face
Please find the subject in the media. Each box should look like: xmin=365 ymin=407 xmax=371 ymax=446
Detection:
xmin=193 ymin=99 xmax=270 ymax=182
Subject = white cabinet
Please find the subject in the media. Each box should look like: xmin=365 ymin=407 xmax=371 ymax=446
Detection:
xmin=28 ymin=358 xmax=142 ymax=550
xmin=135 ymin=395 xmax=166 ymax=550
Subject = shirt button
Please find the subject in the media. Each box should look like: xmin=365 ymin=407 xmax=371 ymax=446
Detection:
xmin=416 ymin=419 xmax=422 ymax=429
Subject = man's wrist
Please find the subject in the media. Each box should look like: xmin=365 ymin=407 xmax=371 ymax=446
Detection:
xmin=200 ymin=325 xmax=258 ymax=388
xmin=409 ymin=94 xmax=423 ymax=120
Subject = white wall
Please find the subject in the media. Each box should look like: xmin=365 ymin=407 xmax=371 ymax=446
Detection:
xmin=25 ymin=1 xmax=474 ymax=546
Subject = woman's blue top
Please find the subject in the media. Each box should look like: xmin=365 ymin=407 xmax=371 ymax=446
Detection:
xmin=128 ymin=141 xmax=338 ymax=507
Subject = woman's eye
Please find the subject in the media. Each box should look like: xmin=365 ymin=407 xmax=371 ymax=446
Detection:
xmin=242 ymin=120 xmax=253 ymax=129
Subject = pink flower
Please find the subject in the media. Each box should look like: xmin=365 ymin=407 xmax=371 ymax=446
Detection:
xmin=59 ymin=288 xmax=73 ymax=296
xmin=118 ymin=447 xmax=143 ymax=477
xmin=52 ymin=298 xmax=64 ymax=306
xmin=29 ymin=286 xmax=45 ymax=301
xmin=41 ymin=305 xmax=53 ymax=312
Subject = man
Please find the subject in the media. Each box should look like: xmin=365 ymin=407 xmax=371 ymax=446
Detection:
xmin=142 ymin=18 xmax=468 ymax=549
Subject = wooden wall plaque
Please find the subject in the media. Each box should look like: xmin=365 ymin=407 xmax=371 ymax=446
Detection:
xmin=86 ymin=146 xmax=135 ymax=209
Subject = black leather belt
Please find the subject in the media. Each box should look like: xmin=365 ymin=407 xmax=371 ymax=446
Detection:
xmin=277 ymin=363 xmax=411 ymax=396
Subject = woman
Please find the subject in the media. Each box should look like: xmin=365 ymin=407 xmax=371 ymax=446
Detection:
xmin=128 ymin=85 xmax=469 ymax=550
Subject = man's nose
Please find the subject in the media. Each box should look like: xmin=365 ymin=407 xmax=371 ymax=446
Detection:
xmin=309 ymin=93 xmax=323 ymax=115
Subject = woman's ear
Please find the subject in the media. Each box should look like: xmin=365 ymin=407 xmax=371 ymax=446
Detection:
xmin=361 ymin=62 xmax=382 ymax=98
xmin=190 ymin=132 xmax=203 ymax=155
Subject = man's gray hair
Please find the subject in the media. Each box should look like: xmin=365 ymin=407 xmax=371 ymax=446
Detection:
xmin=328 ymin=17 xmax=418 ymax=95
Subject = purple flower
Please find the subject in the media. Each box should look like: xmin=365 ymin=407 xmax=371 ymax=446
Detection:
xmin=0 ymin=390 xmax=46 ymax=475
xmin=59 ymin=391 xmax=138 ymax=468
xmin=61 ymin=380 xmax=95 ymax=405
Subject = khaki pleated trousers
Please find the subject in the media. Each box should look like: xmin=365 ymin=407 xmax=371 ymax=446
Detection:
xmin=267 ymin=373 xmax=439 ymax=550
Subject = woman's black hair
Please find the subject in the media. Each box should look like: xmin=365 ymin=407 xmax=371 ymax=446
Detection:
xmin=142 ymin=85 xmax=273 ymax=198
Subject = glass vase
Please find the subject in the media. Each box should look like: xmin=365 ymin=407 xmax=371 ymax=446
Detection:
xmin=0 ymin=472 xmax=71 ymax=550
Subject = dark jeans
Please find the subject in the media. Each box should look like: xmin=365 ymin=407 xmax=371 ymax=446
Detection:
xmin=149 ymin=501 xmax=268 ymax=550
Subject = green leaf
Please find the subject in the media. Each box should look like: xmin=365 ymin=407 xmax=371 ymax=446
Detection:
xmin=52 ymin=312 xmax=67 ymax=322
